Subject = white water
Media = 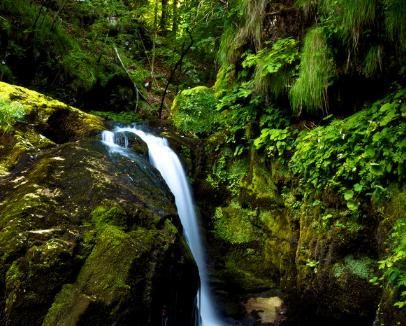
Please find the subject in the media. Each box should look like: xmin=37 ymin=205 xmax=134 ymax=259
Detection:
xmin=102 ymin=127 xmax=223 ymax=326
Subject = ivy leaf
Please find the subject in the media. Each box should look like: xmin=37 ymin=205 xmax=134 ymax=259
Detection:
xmin=346 ymin=199 xmax=359 ymax=211
xmin=354 ymin=183 xmax=363 ymax=192
xmin=344 ymin=189 xmax=354 ymax=201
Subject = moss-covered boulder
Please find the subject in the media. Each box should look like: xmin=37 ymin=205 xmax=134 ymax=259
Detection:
xmin=0 ymin=81 xmax=104 ymax=176
xmin=0 ymin=83 xmax=199 ymax=325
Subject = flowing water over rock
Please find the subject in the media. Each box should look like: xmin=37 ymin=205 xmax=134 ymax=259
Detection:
xmin=102 ymin=126 xmax=223 ymax=326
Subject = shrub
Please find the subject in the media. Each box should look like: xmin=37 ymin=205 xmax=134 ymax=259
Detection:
xmin=170 ymin=86 xmax=219 ymax=135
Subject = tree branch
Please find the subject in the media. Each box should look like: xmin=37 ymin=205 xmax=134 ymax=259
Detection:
xmin=113 ymin=46 xmax=151 ymax=112
xmin=158 ymin=29 xmax=194 ymax=119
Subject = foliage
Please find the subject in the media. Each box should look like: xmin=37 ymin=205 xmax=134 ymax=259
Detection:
xmin=171 ymin=86 xmax=219 ymax=135
xmin=290 ymin=27 xmax=335 ymax=115
xmin=254 ymin=128 xmax=296 ymax=162
xmin=384 ymin=0 xmax=406 ymax=51
xmin=242 ymin=38 xmax=299 ymax=98
xmin=0 ymin=96 xmax=25 ymax=132
xmin=62 ymin=48 xmax=97 ymax=92
xmin=334 ymin=256 xmax=375 ymax=280
xmin=236 ymin=0 xmax=267 ymax=50
xmin=363 ymin=46 xmax=383 ymax=78
xmin=218 ymin=0 xmax=267 ymax=66
xmin=207 ymin=153 xmax=248 ymax=195
xmin=290 ymin=88 xmax=406 ymax=211
xmin=374 ymin=218 xmax=406 ymax=308
xmin=317 ymin=0 xmax=377 ymax=45
xmin=298 ymin=0 xmax=405 ymax=49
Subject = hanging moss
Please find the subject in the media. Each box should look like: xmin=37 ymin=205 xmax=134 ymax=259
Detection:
xmin=322 ymin=0 xmax=377 ymax=46
xmin=217 ymin=0 xmax=267 ymax=66
xmin=289 ymin=27 xmax=335 ymax=115
xmin=236 ymin=0 xmax=267 ymax=50
xmin=363 ymin=45 xmax=383 ymax=78
xmin=384 ymin=0 xmax=406 ymax=51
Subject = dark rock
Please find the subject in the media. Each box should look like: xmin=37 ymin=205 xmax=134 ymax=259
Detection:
xmin=0 ymin=82 xmax=199 ymax=325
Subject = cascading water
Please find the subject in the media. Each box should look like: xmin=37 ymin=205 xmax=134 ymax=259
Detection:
xmin=102 ymin=126 xmax=223 ymax=326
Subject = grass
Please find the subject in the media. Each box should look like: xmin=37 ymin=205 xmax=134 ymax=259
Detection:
xmin=289 ymin=27 xmax=334 ymax=115
xmin=326 ymin=0 xmax=377 ymax=46
xmin=363 ymin=45 xmax=383 ymax=77
xmin=384 ymin=0 xmax=406 ymax=51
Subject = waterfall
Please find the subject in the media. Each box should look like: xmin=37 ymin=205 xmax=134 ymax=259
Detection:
xmin=102 ymin=127 xmax=223 ymax=326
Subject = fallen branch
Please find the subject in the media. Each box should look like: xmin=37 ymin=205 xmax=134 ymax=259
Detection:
xmin=113 ymin=46 xmax=151 ymax=112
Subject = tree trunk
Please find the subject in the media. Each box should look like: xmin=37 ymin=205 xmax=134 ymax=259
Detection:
xmin=151 ymin=0 xmax=159 ymax=78
xmin=172 ymin=0 xmax=178 ymax=33
xmin=160 ymin=0 xmax=168 ymax=32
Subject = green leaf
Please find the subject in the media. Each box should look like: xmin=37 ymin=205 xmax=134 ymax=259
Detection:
xmin=364 ymin=146 xmax=376 ymax=158
xmin=344 ymin=189 xmax=354 ymax=201
xmin=346 ymin=199 xmax=359 ymax=211
xmin=354 ymin=183 xmax=363 ymax=192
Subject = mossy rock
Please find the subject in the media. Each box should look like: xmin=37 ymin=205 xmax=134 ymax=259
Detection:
xmin=0 ymin=137 xmax=198 ymax=325
xmin=240 ymin=158 xmax=281 ymax=209
xmin=0 ymin=81 xmax=105 ymax=176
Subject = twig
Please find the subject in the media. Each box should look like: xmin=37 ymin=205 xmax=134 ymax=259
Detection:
xmin=113 ymin=46 xmax=151 ymax=111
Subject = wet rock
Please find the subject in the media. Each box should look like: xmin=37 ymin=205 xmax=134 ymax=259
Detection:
xmin=0 ymin=81 xmax=104 ymax=176
xmin=113 ymin=131 xmax=149 ymax=158
xmin=0 ymin=83 xmax=199 ymax=325
xmin=244 ymin=296 xmax=284 ymax=325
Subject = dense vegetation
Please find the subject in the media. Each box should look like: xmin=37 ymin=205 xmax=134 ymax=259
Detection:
xmin=0 ymin=0 xmax=405 ymax=325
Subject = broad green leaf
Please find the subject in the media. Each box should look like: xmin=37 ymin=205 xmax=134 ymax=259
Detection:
xmin=344 ymin=189 xmax=354 ymax=200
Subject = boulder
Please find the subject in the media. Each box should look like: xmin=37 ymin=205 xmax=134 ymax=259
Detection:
xmin=0 ymin=82 xmax=199 ymax=325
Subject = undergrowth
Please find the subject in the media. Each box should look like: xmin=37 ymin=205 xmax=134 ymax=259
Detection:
xmin=0 ymin=96 xmax=25 ymax=132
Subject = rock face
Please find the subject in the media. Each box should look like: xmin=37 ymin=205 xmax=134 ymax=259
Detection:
xmin=0 ymin=82 xmax=199 ymax=325
xmin=184 ymin=128 xmax=405 ymax=325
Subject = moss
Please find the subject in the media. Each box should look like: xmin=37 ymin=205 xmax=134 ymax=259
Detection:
xmin=76 ymin=225 xmax=136 ymax=303
xmin=289 ymin=27 xmax=335 ymax=115
xmin=240 ymin=159 xmax=279 ymax=209
xmin=91 ymin=205 xmax=127 ymax=232
xmin=43 ymin=225 xmax=162 ymax=323
xmin=0 ymin=81 xmax=104 ymax=133
xmin=0 ymin=81 xmax=105 ymax=175
xmin=170 ymin=86 xmax=219 ymax=135
xmin=213 ymin=202 xmax=260 ymax=244
xmin=90 ymin=110 xmax=139 ymax=124
xmin=43 ymin=284 xmax=91 ymax=326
